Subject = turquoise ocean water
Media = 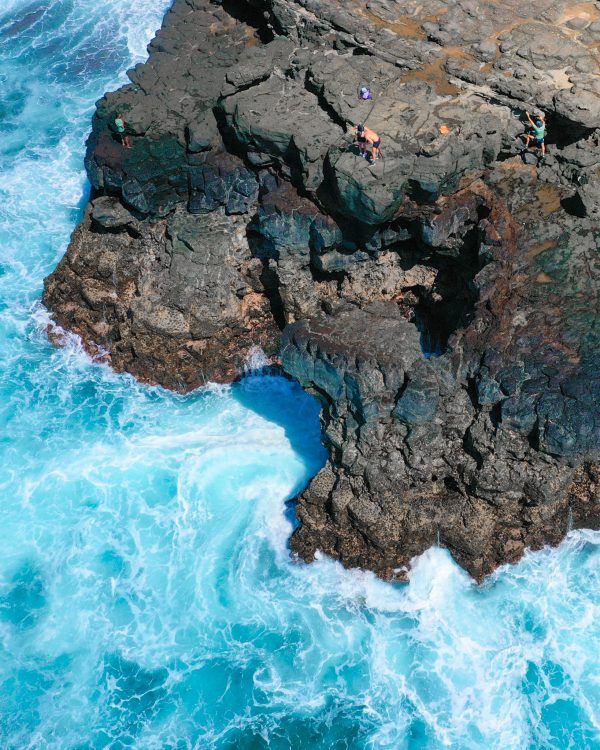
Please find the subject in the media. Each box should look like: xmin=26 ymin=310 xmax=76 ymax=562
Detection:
xmin=0 ymin=1 xmax=599 ymax=747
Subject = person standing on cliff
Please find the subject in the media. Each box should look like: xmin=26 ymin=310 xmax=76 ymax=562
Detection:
xmin=355 ymin=124 xmax=381 ymax=164
xmin=524 ymin=111 xmax=546 ymax=160
xmin=114 ymin=113 xmax=131 ymax=149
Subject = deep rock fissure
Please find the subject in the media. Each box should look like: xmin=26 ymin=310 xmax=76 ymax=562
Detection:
xmin=258 ymin=257 xmax=287 ymax=330
xmin=384 ymin=219 xmax=484 ymax=357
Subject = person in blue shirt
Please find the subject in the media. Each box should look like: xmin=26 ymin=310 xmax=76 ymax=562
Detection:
xmin=114 ymin=113 xmax=131 ymax=149
xmin=525 ymin=111 xmax=546 ymax=160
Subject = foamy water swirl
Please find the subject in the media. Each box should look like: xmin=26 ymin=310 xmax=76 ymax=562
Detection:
xmin=0 ymin=2 xmax=598 ymax=748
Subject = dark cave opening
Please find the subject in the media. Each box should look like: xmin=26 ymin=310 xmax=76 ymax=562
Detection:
xmin=414 ymin=299 xmax=458 ymax=358
xmin=390 ymin=219 xmax=483 ymax=357
xmin=258 ymin=259 xmax=287 ymax=330
xmin=219 ymin=0 xmax=275 ymax=44
xmin=560 ymin=192 xmax=586 ymax=218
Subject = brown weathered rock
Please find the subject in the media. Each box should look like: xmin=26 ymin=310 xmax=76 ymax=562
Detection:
xmin=44 ymin=200 xmax=278 ymax=390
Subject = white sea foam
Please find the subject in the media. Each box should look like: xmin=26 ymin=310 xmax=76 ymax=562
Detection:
xmin=1 ymin=0 xmax=599 ymax=748
xmin=243 ymin=345 xmax=272 ymax=375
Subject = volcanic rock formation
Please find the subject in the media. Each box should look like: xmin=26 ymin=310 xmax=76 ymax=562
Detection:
xmin=44 ymin=0 xmax=600 ymax=578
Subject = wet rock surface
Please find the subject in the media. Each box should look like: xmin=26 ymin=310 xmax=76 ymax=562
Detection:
xmin=44 ymin=0 xmax=600 ymax=577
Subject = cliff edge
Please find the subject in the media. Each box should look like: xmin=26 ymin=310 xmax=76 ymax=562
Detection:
xmin=44 ymin=0 xmax=600 ymax=578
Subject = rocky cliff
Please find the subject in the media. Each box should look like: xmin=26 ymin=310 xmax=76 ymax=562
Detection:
xmin=44 ymin=0 xmax=600 ymax=578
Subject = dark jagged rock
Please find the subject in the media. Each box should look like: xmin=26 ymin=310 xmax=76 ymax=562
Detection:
xmin=44 ymin=0 xmax=600 ymax=579
xmin=45 ymin=202 xmax=278 ymax=389
xmin=188 ymin=151 xmax=259 ymax=215
xmin=283 ymin=178 xmax=600 ymax=579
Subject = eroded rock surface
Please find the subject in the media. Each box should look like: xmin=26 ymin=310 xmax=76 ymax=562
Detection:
xmin=44 ymin=0 xmax=600 ymax=577
xmin=46 ymin=197 xmax=277 ymax=387
xmin=284 ymin=178 xmax=600 ymax=579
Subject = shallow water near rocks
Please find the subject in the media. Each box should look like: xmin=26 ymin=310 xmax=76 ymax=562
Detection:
xmin=0 ymin=1 xmax=599 ymax=748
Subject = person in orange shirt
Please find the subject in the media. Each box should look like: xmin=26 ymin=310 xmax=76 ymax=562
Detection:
xmin=355 ymin=124 xmax=381 ymax=164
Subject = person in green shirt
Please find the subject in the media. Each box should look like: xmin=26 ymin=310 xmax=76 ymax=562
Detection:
xmin=525 ymin=111 xmax=546 ymax=160
xmin=114 ymin=113 xmax=131 ymax=149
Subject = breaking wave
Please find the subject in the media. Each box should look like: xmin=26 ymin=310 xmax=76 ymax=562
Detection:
xmin=0 ymin=1 xmax=598 ymax=748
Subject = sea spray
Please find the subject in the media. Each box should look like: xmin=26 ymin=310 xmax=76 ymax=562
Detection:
xmin=243 ymin=345 xmax=273 ymax=377
xmin=0 ymin=1 xmax=599 ymax=748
